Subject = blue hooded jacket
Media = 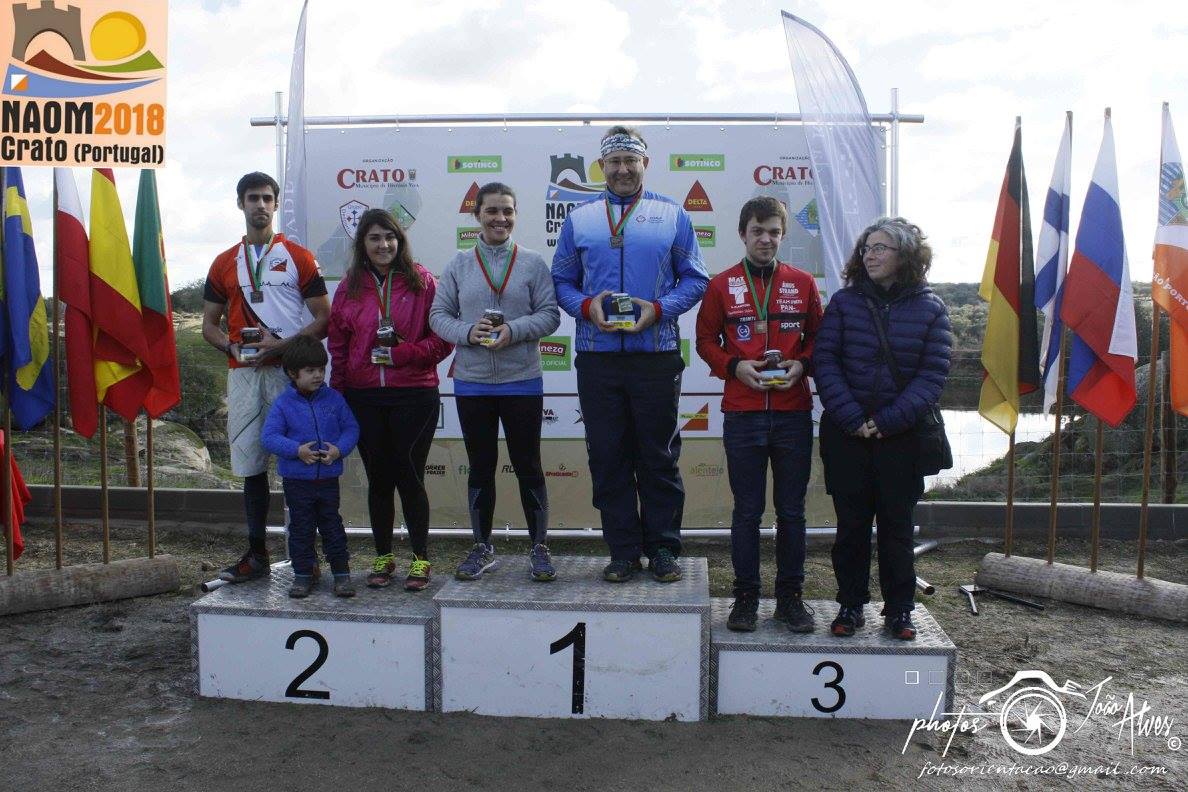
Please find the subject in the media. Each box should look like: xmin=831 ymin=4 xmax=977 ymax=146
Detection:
xmin=260 ymin=383 xmax=360 ymax=480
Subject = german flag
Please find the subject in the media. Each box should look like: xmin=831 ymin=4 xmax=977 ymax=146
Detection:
xmin=979 ymin=119 xmax=1040 ymax=434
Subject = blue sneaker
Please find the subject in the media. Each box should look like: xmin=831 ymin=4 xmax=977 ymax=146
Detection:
xmin=529 ymin=544 xmax=556 ymax=582
xmin=455 ymin=543 xmax=498 ymax=580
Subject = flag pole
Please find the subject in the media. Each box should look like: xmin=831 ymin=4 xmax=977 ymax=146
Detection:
xmin=147 ymin=415 xmax=155 ymax=557
xmin=1046 ymin=326 xmax=1069 ymax=563
xmin=1137 ymin=303 xmax=1160 ymax=578
xmin=52 ymin=174 xmax=63 ymax=569
xmin=1005 ymin=432 xmax=1016 ymax=556
xmin=1090 ymin=418 xmax=1104 ymax=572
xmin=100 ymin=405 xmax=110 ymax=564
xmin=1 ymin=168 xmax=11 ymax=576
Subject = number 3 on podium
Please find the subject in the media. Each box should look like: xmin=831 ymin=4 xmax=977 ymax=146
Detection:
xmin=811 ymin=660 xmax=845 ymax=713
xmin=550 ymin=622 xmax=586 ymax=714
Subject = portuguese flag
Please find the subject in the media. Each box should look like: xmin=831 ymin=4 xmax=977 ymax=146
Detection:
xmin=132 ymin=170 xmax=180 ymax=417
xmin=979 ymin=119 xmax=1040 ymax=434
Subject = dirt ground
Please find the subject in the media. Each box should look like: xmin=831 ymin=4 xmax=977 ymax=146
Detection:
xmin=1 ymin=519 xmax=1185 ymax=791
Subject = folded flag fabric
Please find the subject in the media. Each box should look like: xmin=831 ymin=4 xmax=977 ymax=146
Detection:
xmin=1152 ymin=104 xmax=1188 ymax=417
xmin=1034 ymin=114 xmax=1073 ymax=415
xmin=55 ymin=167 xmax=100 ymax=438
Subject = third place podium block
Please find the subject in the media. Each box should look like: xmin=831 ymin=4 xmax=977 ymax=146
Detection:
xmin=710 ymin=599 xmax=955 ymax=719
xmin=436 ymin=556 xmax=710 ymax=721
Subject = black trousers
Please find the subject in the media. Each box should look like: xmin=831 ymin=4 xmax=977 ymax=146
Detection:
xmin=283 ymin=478 xmax=348 ymax=576
xmin=819 ymin=413 xmax=923 ymax=612
xmin=347 ymin=395 xmax=438 ymax=558
xmin=455 ymin=394 xmax=548 ymax=544
xmin=576 ymin=352 xmax=685 ymax=562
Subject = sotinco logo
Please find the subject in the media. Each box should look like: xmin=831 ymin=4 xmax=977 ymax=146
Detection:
xmin=448 ymin=155 xmax=502 ymax=173
xmin=538 ymin=335 xmax=571 ymax=371
xmin=694 ymin=226 xmax=716 ymax=248
xmin=545 ymin=152 xmax=604 ymax=247
xmin=0 ymin=1 xmax=168 ymax=166
xmin=670 ymin=154 xmax=725 ymax=172
xmin=456 ymin=227 xmax=480 ymax=249
xmin=754 ymin=156 xmax=814 ymax=185
xmin=683 ymin=180 xmax=713 ymax=212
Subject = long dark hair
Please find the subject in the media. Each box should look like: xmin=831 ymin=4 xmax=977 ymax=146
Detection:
xmin=346 ymin=208 xmax=423 ymax=296
xmin=842 ymin=216 xmax=932 ymax=288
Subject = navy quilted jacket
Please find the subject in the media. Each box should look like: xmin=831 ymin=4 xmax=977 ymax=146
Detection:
xmin=812 ymin=279 xmax=952 ymax=436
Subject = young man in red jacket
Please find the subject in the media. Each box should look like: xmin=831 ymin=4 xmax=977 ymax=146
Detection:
xmin=695 ymin=197 xmax=823 ymax=632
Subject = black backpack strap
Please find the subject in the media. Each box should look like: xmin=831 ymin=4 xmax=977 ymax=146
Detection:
xmin=862 ymin=294 xmax=908 ymax=393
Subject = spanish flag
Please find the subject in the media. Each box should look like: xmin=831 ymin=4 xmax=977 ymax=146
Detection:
xmin=89 ymin=168 xmax=150 ymax=421
xmin=1 ymin=167 xmax=54 ymax=430
xmin=979 ymin=119 xmax=1040 ymax=434
xmin=132 ymin=170 xmax=180 ymax=418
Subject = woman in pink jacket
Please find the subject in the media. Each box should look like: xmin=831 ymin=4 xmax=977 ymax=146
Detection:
xmin=329 ymin=208 xmax=453 ymax=591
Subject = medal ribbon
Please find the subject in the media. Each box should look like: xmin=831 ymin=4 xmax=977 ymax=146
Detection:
xmin=242 ymin=234 xmax=276 ymax=294
xmin=604 ymin=192 xmax=643 ymax=239
xmin=371 ymin=269 xmax=393 ymax=321
xmin=474 ymin=243 xmax=518 ymax=296
xmin=741 ymin=258 xmax=773 ymax=324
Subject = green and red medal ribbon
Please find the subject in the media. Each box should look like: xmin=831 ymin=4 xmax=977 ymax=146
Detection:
xmin=604 ymin=192 xmax=643 ymax=242
xmin=243 ymin=234 xmax=277 ymax=295
xmin=474 ymin=243 xmax=519 ymax=295
xmin=742 ymin=257 xmax=772 ymax=332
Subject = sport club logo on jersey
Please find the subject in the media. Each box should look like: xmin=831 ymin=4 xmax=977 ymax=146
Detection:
xmin=544 ymin=152 xmax=605 ymax=247
xmin=753 ymin=156 xmax=814 ymax=186
xmin=683 ymin=180 xmax=713 ymax=212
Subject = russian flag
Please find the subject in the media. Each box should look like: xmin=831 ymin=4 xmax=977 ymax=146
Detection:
xmin=1035 ymin=114 xmax=1073 ymax=415
xmin=1060 ymin=112 xmax=1137 ymax=427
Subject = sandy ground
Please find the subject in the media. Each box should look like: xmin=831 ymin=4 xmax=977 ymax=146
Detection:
xmin=1 ymin=520 xmax=1185 ymax=791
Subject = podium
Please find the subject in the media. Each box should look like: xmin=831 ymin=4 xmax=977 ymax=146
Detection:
xmin=191 ymin=566 xmax=441 ymax=710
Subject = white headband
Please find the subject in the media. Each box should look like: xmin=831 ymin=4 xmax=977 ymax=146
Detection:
xmin=600 ymin=134 xmax=647 ymax=158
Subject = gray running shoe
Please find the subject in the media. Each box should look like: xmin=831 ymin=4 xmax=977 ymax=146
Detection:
xmin=529 ymin=544 xmax=556 ymax=581
xmin=455 ymin=543 xmax=498 ymax=580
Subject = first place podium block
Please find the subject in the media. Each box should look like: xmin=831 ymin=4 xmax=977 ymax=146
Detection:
xmin=435 ymin=556 xmax=709 ymax=721
xmin=191 ymin=567 xmax=442 ymax=710
xmin=710 ymin=599 xmax=955 ymax=719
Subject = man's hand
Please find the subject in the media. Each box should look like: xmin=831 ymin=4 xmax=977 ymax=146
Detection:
xmin=769 ymin=359 xmax=804 ymax=391
xmin=297 ymin=441 xmax=320 ymax=464
xmin=588 ymin=290 xmax=618 ymax=332
xmin=734 ymin=359 xmax=767 ymax=391
xmin=624 ymin=297 xmax=657 ymax=333
xmin=247 ymin=332 xmax=286 ymax=366
xmin=486 ymin=324 xmax=512 ymax=350
xmin=320 ymin=443 xmax=341 ymax=464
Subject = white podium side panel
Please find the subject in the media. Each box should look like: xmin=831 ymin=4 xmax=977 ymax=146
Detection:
xmin=711 ymin=599 xmax=956 ymax=719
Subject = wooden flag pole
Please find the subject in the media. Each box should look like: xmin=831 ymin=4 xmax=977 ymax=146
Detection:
xmin=100 ymin=405 xmax=110 ymax=564
xmin=1046 ymin=327 xmax=1070 ymax=563
xmin=1137 ymin=304 xmax=1161 ymax=578
xmin=52 ymin=175 xmax=63 ymax=569
xmin=1005 ymin=432 xmax=1016 ymax=557
xmin=147 ymin=417 xmax=155 ymax=558
xmin=123 ymin=418 xmax=139 ymax=486
xmin=1090 ymin=418 xmax=1105 ymax=572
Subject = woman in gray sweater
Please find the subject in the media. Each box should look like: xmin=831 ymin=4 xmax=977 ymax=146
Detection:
xmin=429 ymin=183 xmax=561 ymax=581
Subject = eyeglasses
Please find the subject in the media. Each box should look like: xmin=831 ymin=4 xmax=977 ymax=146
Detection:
xmin=861 ymin=243 xmax=899 ymax=256
xmin=602 ymin=156 xmax=643 ymax=169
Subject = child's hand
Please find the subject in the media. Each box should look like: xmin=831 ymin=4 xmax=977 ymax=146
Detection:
xmin=320 ymin=443 xmax=341 ymax=464
xmin=297 ymin=441 xmax=320 ymax=464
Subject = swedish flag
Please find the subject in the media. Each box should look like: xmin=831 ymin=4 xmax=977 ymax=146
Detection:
xmin=1 ymin=167 xmax=54 ymax=430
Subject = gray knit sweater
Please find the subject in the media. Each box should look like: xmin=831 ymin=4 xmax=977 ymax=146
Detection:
xmin=429 ymin=239 xmax=560 ymax=384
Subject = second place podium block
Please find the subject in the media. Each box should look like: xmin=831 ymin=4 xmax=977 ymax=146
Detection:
xmin=435 ymin=556 xmax=710 ymax=721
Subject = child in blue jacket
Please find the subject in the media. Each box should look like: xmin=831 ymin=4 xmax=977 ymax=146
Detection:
xmin=261 ymin=336 xmax=360 ymax=598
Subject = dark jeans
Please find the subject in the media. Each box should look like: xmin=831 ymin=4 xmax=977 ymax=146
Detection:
xmin=723 ymin=410 xmax=812 ymax=597
xmin=283 ymin=478 xmax=348 ymax=576
xmin=456 ymin=394 xmax=548 ymax=544
xmin=576 ymin=352 xmax=685 ymax=562
xmin=819 ymin=413 xmax=923 ymax=612
xmin=347 ymin=395 xmax=438 ymax=558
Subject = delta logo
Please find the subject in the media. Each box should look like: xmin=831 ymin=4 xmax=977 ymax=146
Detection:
xmin=456 ymin=227 xmax=480 ymax=249
xmin=458 ymin=181 xmax=479 ymax=214
xmin=538 ymin=335 xmax=571 ymax=371
xmin=670 ymin=154 xmax=725 ymax=172
xmin=683 ymin=181 xmax=713 ymax=212
xmin=448 ymin=155 xmax=502 ymax=173
xmin=694 ymin=226 xmax=716 ymax=248
xmin=680 ymin=403 xmax=710 ymax=431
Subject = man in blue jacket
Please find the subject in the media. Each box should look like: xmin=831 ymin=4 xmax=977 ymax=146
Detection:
xmin=552 ymin=126 xmax=709 ymax=582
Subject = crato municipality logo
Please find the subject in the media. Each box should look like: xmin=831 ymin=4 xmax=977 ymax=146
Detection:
xmin=906 ymin=669 xmax=1177 ymax=759
xmin=670 ymin=154 xmax=725 ymax=171
xmin=448 ymin=155 xmax=502 ymax=173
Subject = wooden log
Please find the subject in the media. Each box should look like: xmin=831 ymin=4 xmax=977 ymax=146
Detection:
xmin=0 ymin=555 xmax=180 ymax=617
xmin=976 ymin=552 xmax=1187 ymax=624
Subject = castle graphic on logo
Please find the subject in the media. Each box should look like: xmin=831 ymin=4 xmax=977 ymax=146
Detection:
xmin=4 ymin=2 xmax=163 ymax=98
xmin=546 ymin=153 xmax=604 ymax=203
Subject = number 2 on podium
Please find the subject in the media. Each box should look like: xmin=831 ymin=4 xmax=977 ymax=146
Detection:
xmin=550 ymin=622 xmax=586 ymax=714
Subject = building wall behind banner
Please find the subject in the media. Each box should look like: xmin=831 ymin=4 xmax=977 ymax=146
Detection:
xmin=309 ymin=123 xmax=885 ymax=530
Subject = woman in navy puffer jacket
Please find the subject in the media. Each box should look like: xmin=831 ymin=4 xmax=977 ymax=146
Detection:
xmin=813 ymin=217 xmax=952 ymax=642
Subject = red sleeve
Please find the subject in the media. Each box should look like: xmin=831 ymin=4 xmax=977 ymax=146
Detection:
xmin=694 ymin=278 xmax=733 ymax=380
xmin=289 ymin=242 xmax=328 ymax=299
xmin=390 ymin=273 xmax=455 ymax=369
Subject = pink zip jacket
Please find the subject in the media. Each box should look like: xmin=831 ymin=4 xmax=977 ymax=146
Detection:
xmin=328 ymin=263 xmax=453 ymax=391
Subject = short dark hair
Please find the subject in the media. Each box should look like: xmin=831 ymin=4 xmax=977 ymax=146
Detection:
xmin=474 ymin=182 xmax=516 ymax=216
xmin=236 ymin=172 xmax=280 ymax=203
xmin=282 ymin=335 xmax=328 ymax=375
xmin=738 ymin=197 xmax=788 ymax=235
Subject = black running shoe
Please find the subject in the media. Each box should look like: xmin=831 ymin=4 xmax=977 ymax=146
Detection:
xmin=727 ymin=592 xmax=760 ymax=632
xmin=830 ymin=605 xmax=866 ymax=637
xmin=885 ymin=610 xmax=917 ymax=641
xmin=219 ymin=550 xmax=271 ymax=583
xmin=603 ymin=558 xmax=641 ymax=583
xmin=649 ymin=548 xmax=682 ymax=583
xmin=774 ymin=593 xmax=816 ymax=633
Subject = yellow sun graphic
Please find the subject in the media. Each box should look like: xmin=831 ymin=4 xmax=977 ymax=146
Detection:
xmin=90 ymin=12 xmax=146 ymax=62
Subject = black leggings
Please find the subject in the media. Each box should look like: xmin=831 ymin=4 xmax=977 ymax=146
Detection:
xmin=455 ymin=395 xmax=548 ymax=544
xmin=348 ymin=396 xmax=438 ymax=558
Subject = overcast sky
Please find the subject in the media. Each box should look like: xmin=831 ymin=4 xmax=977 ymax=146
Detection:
xmin=14 ymin=0 xmax=1187 ymax=290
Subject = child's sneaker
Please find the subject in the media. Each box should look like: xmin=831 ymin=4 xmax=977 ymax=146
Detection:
xmin=219 ymin=550 xmax=271 ymax=583
xmin=367 ymin=553 xmax=396 ymax=588
xmin=333 ymin=573 xmax=356 ymax=598
xmin=529 ymin=544 xmax=556 ymax=581
xmin=405 ymin=556 xmax=432 ymax=591
xmin=455 ymin=543 xmax=497 ymax=580
xmin=288 ymin=573 xmax=314 ymax=599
